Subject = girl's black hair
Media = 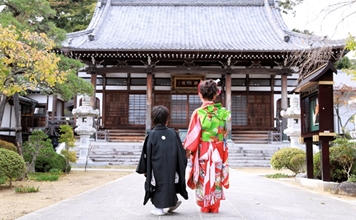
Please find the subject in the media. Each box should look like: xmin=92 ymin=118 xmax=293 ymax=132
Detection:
xmin=199 ymin=79 xmax=219 ymax=100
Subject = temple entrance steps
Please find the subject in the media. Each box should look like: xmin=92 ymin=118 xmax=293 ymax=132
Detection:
xmin=95 ymin=129 xmax=146 ymax=142
xmin=73 ymin=141 xmax=288 ymax=167
xmin=227 ymin=143 xmax=286 ymax=167
xmin=231 ymin=130 xmax=282 ymax=144
xmin=75 ymin=142 xmax=143 ymax=166
xmin=95 ymin=129 xmax=282 ymax=144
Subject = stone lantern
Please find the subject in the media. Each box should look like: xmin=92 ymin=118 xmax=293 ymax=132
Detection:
xmin=280 ymin=93 xmax=304 ymax=149
xmin=72 ymin=96 xmax=99 ymax=164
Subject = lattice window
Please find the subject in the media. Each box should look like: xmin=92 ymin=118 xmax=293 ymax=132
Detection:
xmin=188 ymin=95 xmax=200 ymax=118
xmin=171 ymin=95 xmax=187 ymax=125
xmin=129 ymin=94 xmax=146 ymax=125
xmin=154 ymin=94 xmax=171 ymax=109
xmin=231 ymin=94 xmax=248 ymax=126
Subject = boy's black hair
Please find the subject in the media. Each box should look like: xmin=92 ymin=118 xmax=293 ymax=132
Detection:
xmin=151 ymin=105 xmax=169 ymax=126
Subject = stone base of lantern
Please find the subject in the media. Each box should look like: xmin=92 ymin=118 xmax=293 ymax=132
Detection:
xmin=76 ymin=134 xmax=94 ymax=164
xmin=289 ymin=135 xmax=305 ymax=150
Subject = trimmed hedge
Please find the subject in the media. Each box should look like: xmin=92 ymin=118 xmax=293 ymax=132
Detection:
xmin=0 ymin=148 xmax=26 ymax=187
xmin=270 ymin=147 xmax=306 ymax=175
xmin=0 ymin=140 xmax=17 ymax=153
xmin=35 ymin=150 xmax=67 ymax=173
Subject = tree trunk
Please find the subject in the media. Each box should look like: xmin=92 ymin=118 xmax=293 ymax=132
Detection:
xmin=13 ymin=93 xmax=23 ymax=156
xmin=0 ymin=93 xmax=8 ymax=127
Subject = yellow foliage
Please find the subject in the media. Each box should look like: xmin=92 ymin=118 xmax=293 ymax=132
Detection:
xmin=0 ymin=25 xmax=68 ymax=97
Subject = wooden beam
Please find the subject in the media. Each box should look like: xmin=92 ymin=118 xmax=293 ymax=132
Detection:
xmin=0 ymin=127 xmax=22 ymax=131
xmin=87 ymin=66 xmax=285 ymax=75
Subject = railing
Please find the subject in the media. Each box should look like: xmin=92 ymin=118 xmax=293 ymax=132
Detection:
xmin=46 ymin=116 xmax=76 ymax=136
xmin=269 ymin=118 xmax=282 ymax=143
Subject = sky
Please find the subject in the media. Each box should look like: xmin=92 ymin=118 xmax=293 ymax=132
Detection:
xmin=282 ymin=0 xmax=356 ymax=40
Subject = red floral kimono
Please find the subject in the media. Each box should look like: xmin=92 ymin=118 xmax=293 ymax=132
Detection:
xmin=184 ymin=102 xmax=230 ymax=211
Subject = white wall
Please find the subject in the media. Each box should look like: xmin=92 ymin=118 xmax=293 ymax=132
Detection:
xmin=0 ymin=103 xmax=16 ymax=136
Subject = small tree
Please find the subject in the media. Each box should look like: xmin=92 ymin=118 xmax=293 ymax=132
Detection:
xmin=23 ymin=130 xmax=53 ymax=173
xmin=58 ymin=124 xmax=77 ymax=173
xmin=332 ymin=138 xmax=356 ymax=180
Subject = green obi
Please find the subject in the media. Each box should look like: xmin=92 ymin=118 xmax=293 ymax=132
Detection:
xmin=197 ymin=103 xmax=231 ymax=142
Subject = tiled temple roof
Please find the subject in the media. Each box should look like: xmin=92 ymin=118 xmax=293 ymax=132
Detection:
xmin=63 ymin=0 xmax=344 ymax=53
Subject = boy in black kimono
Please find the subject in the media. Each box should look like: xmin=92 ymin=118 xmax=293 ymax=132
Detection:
xmin=136 ymin=105 xmax=188 ymax=216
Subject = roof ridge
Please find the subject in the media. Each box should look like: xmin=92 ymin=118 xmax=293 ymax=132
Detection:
xmin=110 ymin=3 xmax=266 ymax=6
xmin=110 ymin=0 xmax=272 ymax=7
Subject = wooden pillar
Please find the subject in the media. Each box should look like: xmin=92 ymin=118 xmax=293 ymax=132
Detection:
xmin=146 ymin=72 xmax=153 ymax=134
xmin=90 ymin=74 xmax=97 ymax=108
xmin=102 ymin=75 xmax=106 ymax=127
xmin=51 ymin=95 xmax=57 ymax=122
xmin=320 ymin=136 xmax=332 ymax=181
xmin=281 ymin=74 xmax=288 ymax=140
xmin=305 ymin=137 xmax=314 ymax=179
xmin=225 ymin=72 xmax=232 ymax=138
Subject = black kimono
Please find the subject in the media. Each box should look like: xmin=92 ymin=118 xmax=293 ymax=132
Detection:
xmin=136 ymin=125 xmax=188 ymax=208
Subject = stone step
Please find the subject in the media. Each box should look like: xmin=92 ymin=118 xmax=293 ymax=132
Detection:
xmin=73 ymin=141 xmax=281 ymax=167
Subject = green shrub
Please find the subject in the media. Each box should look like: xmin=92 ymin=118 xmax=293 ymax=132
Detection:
xmin=0 ymin=148 xmax=26 ymax=187
xmin=270 ymin=147 xmax=305 ymax=175
xmin=289 ymin=153 xmax=306 ymax=174
xmin=348 ymin=174 xmax=356 ymax=182
xmin=313 ymin=145 xmax=356 ymax=182
xmin=0 ymin=176 xmax=6 ymax=185
xmin=0 ymin=140 xmax=17 ymax=152
xmin=35 ymin=151 xmax=67 ymax=173
xmin=23 ymin=130 xmax=68 ymax=173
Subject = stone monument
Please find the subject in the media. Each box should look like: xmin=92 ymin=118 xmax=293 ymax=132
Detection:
xmin=72 ymin=96 xmax=99 ymax=164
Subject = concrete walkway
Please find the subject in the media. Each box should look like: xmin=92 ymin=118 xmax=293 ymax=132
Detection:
xmin=17 ymin=169 xmax=356 ymax=220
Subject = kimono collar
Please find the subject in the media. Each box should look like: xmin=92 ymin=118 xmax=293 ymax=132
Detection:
xmin=201 ymin=101 xmax=214 ymax=107
xmin=154 ymin=124 xmax=167 ymax=130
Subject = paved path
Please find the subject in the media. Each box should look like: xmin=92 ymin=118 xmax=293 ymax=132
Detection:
xmin=17 ymin=169 xmax=356 ymax=220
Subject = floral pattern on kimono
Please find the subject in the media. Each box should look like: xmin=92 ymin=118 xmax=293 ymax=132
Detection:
xmin=184 ymin=102 xmax=230 ymax=207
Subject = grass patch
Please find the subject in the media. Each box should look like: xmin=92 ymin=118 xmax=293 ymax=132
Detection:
xmin=29 ymin=173 xmax=60 ymax=182
xmin=15 ymin=186 xmax=40 ymax=193
xmin=265 ymin=173 xmax=290 ymax=178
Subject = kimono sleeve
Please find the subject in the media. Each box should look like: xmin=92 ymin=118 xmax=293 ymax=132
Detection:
xmin=183 ymin=110 xmax=201 ymax=153
xmin=136 ymin=135 xmax=149 ymax=174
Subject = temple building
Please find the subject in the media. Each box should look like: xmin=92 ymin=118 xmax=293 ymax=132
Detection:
xmin=61 ymin=0 xmax=344 ymax=143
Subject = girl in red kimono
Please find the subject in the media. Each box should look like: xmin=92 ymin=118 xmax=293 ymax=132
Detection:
xmin=184 ymin=79 xmax=230 ymax=213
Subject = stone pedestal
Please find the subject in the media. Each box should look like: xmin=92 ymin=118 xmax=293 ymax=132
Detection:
xmin=77 ymin=134 xmax=92 ymax=163
xmin=72 ymin=96 xmax=99 ymax=164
